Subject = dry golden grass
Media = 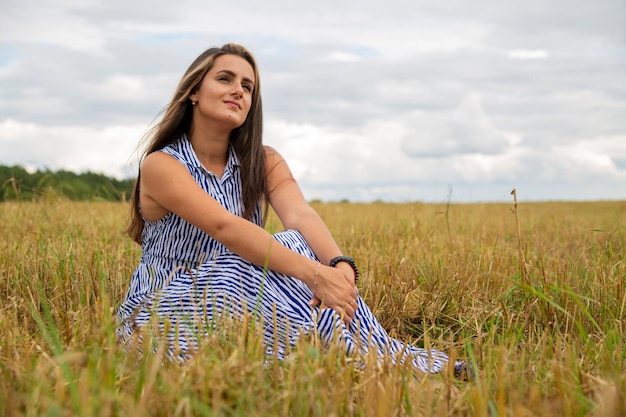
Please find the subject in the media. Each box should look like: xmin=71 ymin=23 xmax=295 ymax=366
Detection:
xmin=0 ymin=198 xmax=624 ymax=416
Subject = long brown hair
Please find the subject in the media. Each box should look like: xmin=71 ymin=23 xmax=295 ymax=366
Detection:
xmin=127 ymin=43 xmax=268 ymax=243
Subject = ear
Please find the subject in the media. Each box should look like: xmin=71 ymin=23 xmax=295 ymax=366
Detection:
xmin=189 ymin=91 xmax=198 ymax=103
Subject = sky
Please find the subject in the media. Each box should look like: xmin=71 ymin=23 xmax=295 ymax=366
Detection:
xmin=1 ymin=0 xmax=625 ymax=203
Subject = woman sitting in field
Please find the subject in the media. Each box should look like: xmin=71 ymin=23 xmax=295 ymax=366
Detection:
xmin=116 ymin=43 xmax=469 ymax=378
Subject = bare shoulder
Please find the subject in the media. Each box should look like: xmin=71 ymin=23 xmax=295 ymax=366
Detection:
xmin=141 ymin=151 xmax=180 ymax=172
xmin=139 ymin=150 xmax=213 ymax=221
xmin=140 ymin=151 xmax=191 ymax=204
xmin=263 ymin=146 xmax=310 ymax=224
xmin=139 ymin=152 xmax=181 ymax=221
xmin=141 ymin=151 xmax=193 ymax=185
xmin=263 ymin=146 xmax=293 ymax=181
xmin=263 ymin=145 xmax=284 ymax=165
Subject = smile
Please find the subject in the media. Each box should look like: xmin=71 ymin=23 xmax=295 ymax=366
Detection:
xmin=224 ymin=101 xmax=241 ymax=109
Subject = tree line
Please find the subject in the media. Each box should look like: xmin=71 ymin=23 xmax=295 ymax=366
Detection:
xmin=0 ymin=165 xmax=135 ymax=202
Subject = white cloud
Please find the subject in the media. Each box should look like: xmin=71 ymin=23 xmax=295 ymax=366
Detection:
xmin=0 ymin=119 xmax=142 ymax=178
xmin=0 ymin=0 xmax=624 ymax=202
xmin=0 ymin=0 xmax=109 ymax=56
xmin=323 ymin=52 xmax=362 ymax=63
xmin=84 ymin=72 xmax=177 ymax=103
xmin=550 ymin=136 xmax=626 ymax=180
xmin=508 ymin=49 xmax=549 ymax=59
xmin=401 ymin=95 xmax=520 ymax=157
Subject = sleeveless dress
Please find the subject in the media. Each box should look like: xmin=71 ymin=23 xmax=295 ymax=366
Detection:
xmin=116 ymin=136 xmax=459 ymax=375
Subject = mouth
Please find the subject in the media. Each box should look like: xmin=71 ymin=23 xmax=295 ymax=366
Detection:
xmin=224 ymin=100 xmax=241 ymax=110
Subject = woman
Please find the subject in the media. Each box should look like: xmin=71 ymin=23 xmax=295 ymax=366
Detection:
xmin=117 ymin=43 xmax=467 ymax=377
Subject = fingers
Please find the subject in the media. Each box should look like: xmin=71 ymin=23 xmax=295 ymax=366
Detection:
xmin=343 ymin=294 xmax=359 ymax=316
xmin=342 ymin=299 xmax=359 ymax=324
xmin=310 ymin=265 xmax=360 ymax=324
xmin=309 ymin=296 xmax=321 ymax=307
xmin=314 ymin=299 xmax=358 ymax=325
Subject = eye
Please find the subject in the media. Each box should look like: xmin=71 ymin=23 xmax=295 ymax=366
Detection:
xmin=218 ymin=76 xmax=230 ymax=83
xmin=242 ymin=84 xmax=252 ymax=92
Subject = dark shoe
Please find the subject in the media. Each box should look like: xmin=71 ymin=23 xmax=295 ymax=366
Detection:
xmin=453 ymin=361 xmax=476 ymax=381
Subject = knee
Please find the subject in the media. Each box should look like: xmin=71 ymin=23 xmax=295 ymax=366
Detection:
xmin=272 ymin=230 xmax=316 ymax=259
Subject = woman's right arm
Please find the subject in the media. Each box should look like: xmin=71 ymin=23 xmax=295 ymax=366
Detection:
xmin=140 ymin=152 xmax=358 ymax=322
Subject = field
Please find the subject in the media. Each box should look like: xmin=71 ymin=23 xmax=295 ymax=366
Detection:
xmin=1 ymin=199 xmax=624 ymax=416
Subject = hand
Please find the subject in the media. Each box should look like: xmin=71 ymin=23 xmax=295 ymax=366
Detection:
xmin=334 ymin=261 xmax=357 ymax=285
xmin=309 ymin=264 xmax=359 ymax=325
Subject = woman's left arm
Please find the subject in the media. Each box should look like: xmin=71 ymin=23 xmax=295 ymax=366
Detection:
xmin=264 ymin=147 xmax=352 ymax=272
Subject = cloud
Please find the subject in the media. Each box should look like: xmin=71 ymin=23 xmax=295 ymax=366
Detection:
xmin=0 ymin=0 xmax=110 ymax=56
xmin=508 ymin=49 xmax=549 ymax=60
xmin=0 ymin=119 xmax=141 ymax=178
xmin=323 ymin=52 xmax=363 ymax=63
xmin=401 ymin=94 xmax=520 ymax=158
xmin=550 ymin=136 xmax=626 ymax=181
xmin=0 ymin=0 xmax=624 ymax=202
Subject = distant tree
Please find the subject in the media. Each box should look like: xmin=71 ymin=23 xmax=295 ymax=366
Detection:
xmin=0 ymin=165 xmax=135 ymax=202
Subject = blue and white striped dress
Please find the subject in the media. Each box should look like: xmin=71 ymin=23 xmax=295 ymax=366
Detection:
xmin=117 ymin=136 xmax=455 ymax=374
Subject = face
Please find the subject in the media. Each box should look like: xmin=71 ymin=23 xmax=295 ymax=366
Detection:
xmin=189 ymin=54 xmax=256 ymax=130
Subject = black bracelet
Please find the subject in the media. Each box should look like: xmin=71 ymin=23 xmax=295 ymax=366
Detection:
xmin=329 ymin=256 xmax=359 ymax=283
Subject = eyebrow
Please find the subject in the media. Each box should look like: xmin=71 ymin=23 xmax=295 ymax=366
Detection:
xmin=216 ymin=69 xmax=255 ymax=86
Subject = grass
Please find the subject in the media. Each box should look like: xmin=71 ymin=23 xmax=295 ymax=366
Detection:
xmin=1 ymin=198 xmax=624 ymax=416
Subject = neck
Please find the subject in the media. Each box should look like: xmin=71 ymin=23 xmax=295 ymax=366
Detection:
xmin=188 ymin=125 xmax=230 ymax=176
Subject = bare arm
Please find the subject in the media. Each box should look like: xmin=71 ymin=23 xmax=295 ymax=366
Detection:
xmin=264 ymin=147 xmax=357 ymax=282
xmin=140 ymin=151 xmax=357 ymax=321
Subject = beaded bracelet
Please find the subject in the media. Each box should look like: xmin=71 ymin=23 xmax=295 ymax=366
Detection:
xmin=313 ymin=261 xmax=321 ymax=292
xmin=329 ymin=256 xmax=359 ymax=283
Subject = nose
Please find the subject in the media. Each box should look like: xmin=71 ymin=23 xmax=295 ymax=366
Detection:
xmin=232 ymin=83 xmax=244 ymax=98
